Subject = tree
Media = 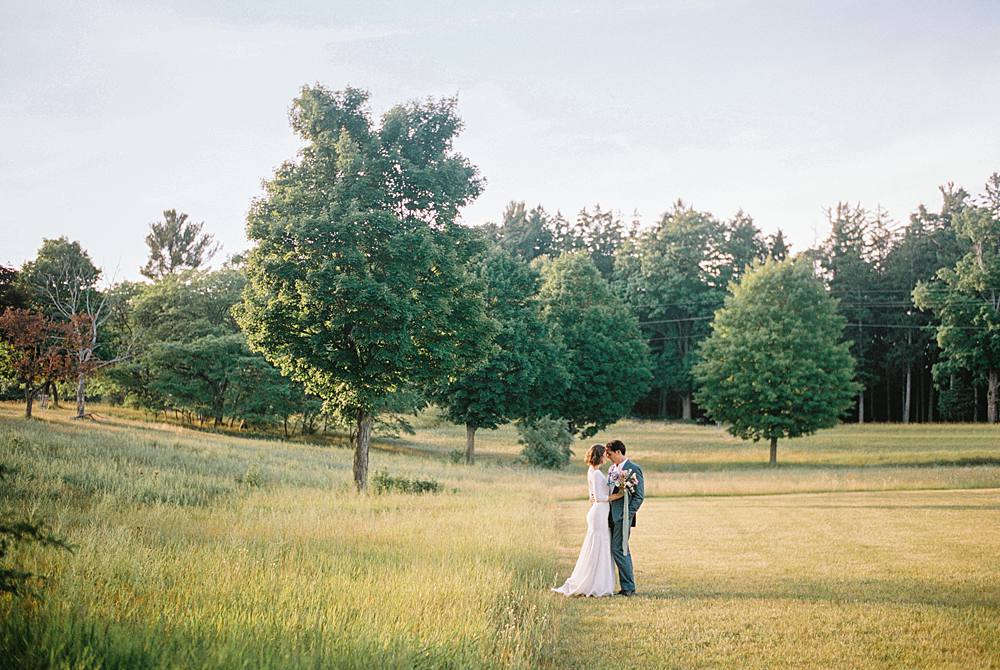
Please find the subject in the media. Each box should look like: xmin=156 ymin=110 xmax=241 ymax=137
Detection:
xmin=437 ymin=248 xmax=569 ymax=463
xmin=0 ymin=266 xmax=27 ymax=311
xmin=915 ymin=173 xmax=1000 ymax=423
xmin=538 ymin=253 xmax=651 ymax=436
xmin=551 ymin=205 xmax=626 ymax=278
xmin=496 ymin=201 xmax=553 ymax=262
xmin=105 ymin=268 xmax=308 ymax=429
xmin=819 ymin=203 xmax=880 ymax=423
xmin=236 ymin=85 xmax=496 ymax=491
xmin=718 ymin=210 xmax=768 ymax=287
xmin=693 ymin=258 xmax=859 ymax=464
xmin=767 ymin=229 xmax=790 ymax=261
xmin=0 ymin=309 xmax=69 ymax=418
xmin=613 ymin=201 xmax=725 ymax=419
xmin=19 ymin=238 xmax=122 ymax=418
xmin=140 ymin=209 xmax=219 ymax=279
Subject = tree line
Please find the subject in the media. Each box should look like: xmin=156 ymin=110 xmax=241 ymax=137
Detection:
xmin=1 ymin=84 xmax=998 ymax=488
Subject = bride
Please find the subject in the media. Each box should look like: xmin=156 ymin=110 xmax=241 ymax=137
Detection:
xmin=552 ymin=444 xmax=623 ymax=597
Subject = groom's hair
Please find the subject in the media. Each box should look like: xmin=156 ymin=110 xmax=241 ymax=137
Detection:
xmin=605 ymin=439 xmax=626 ymax=455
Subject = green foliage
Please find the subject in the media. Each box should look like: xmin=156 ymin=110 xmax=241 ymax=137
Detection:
xmin=497 ymin=201 xmax=553 ymax=261
xmin=103 ymin=269 xmax=312 ymax=429
xmin=538 ymin=253 xmax=651 ymax=436
xmin=141 ymin=209 xmax=219 ymax=279
xmin=694 ymin=258 xmax=859 ymax=461
xmin=371 ymin=469 xmax=442 ymax=494
xmin=18 ymin=237 xmax=101 ymax=315
xmin=550 ymin=205 xmax=627 ymax=278
xmin=517 ymin=416 xmax=574 ymax=469
xmin=915 ymin=173 xmax=1000 ymax=423
xmin=614 ymin=201 xmax=737 ymax=419
xmin=235 ymin=85 xmax=496 ymax=489
xmin=437 ymin=247 xmax=569 ymax=460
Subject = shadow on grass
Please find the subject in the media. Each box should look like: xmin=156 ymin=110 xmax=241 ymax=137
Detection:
xmin=629 ymin=577 xmax=1000 ymax=609
xmin=634 ymin=456 xmax=1000 ymax=473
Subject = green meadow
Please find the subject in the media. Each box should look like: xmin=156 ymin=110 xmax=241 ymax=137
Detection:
xmin=2 ymin=403 xmax=999 ymax=668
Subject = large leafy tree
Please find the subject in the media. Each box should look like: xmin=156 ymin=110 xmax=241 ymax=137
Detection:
xmin=236 ymin=85 xmax=496 ymax=490
xmin=915 ymin=173 xmax=1000 ymax=423
xmin=437 ymin=247 xmax=569 ymax=463
xmin=614 ymin=201 xmax=725 ymax=419
xmin=140 ymin=209 xmax=219 ymax=279
xmin=538 ymin=253 xmax=651 ymax=436
xmin=694 ymin=258 xmax=858 ymax=464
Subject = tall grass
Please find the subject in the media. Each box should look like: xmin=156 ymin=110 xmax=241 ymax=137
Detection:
xmin=2 ymin=404 xmax=998 ymax=668
xmin=0 ymin=409 xmax=557 ymax=669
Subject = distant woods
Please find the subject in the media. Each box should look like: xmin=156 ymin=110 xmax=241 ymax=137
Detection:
xmin=1 ymin=84 xmax=998 ymax=487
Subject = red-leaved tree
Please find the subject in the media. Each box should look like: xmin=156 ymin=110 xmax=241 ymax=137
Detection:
xmin=0 ymin=308 xmax=70 ymax=418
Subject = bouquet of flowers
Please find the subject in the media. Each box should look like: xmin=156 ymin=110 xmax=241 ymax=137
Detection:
xmin=608 ymin=467 xmax=639 ymax=495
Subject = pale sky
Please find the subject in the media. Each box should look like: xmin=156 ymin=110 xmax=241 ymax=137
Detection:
xmin=2 ymin=1 xmax=999 ymax=279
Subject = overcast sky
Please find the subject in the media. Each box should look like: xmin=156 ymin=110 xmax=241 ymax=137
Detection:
xmin=2 ymin=0 xmax=998 ymax=279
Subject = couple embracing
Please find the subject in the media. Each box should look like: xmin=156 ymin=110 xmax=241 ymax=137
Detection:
xmin=552 ymin=440 xmax=645 ymax=597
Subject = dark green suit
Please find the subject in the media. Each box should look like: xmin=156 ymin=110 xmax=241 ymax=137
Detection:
xmin=608 ymin=459 xmax=644 ymax=592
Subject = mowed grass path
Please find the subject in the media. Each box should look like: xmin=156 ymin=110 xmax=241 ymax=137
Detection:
xmin=552 ymin=490 xmax=1000 ymax=669
xmin=1 ymin=402 xmax=998 ymax=668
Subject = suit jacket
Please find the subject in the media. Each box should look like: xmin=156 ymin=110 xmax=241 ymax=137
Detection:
xmin=608 ymin=460 xmax=644 ymax=528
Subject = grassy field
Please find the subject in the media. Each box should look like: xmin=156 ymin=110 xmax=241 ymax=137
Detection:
xmin=1 ymin=402 xmax=998 ymax=668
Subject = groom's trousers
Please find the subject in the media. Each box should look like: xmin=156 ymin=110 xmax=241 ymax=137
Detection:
xmin=610 ymin=518 xmax=635 ymax=592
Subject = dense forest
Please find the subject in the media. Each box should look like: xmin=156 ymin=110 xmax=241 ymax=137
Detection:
xmin=3 ymin=173 xmax=997 ymax=432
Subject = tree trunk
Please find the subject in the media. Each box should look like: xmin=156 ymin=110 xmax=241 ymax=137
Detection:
xmin=769 ymin=436 xmax=778 ymax=465
xmin=658 ymin=388 xmax=667 ymax=418
xmin=283 ymin=416 xmax=289 ymax=438
xmin=46 ymin=380 xmax=60 ymax=408
xmin=681 ymin=393 xmax=692 ymax=421
xmin=353 ymin=412 xmax=373 ymax=492
xmin=465 ymin=423 xmax=476 ymax=465
xmin=24 ymin=387 xmax=34 ymax=419
xmin=858 ymin=389 xmax=865 ymax=424
xmin=974 ymin=385 xmax=980 ymax=423
xmin=927 ymin=375 xmax=934 ymax=422
xmin=75 ymin=370 xmax=86 ymax=419
xmin=902 ymin=367 xmax=912 ymax=424
xmin=988 ymin=368 xmax=999 ymax=424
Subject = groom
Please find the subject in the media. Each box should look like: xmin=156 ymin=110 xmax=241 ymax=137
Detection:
xmin=606 ymin=439 xmax=644 ymax=596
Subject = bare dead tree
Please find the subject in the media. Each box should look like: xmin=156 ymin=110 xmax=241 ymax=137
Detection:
xmin=38 ymin=267 xmax=132 ymax=418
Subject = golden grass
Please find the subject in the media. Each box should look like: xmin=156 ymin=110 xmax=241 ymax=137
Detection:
xmin=552 ymin=489 xmax=1000 ymax=669
xmin=2 ymin=401 xmax=999 ymax=668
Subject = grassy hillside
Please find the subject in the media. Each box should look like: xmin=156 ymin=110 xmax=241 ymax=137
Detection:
xmin=1 ymin=403 xmax=998 ymax=668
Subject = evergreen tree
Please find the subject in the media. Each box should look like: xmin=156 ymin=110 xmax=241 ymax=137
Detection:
xmin=497 ymin=201 xmax=553 ymax=261
xmin=141 ymin=209 xmax=219 ymax=279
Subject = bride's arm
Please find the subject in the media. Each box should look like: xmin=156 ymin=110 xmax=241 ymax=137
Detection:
xmin=590 ymin=470 xmax=611 ymax=502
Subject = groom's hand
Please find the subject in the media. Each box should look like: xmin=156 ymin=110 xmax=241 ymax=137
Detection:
xmin=589 ymin=493 xmax=596 ymax=502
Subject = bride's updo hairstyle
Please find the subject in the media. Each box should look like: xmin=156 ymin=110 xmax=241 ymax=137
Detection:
xmin=585 ymin=444 xmax=605 ymax=467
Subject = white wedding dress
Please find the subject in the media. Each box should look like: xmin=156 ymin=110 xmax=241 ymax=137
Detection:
xmin=552 ymin=466 xmax=616 ymax=597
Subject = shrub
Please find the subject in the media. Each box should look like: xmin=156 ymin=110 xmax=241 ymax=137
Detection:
xmin=518 ymin=417 xmax=573 ymax=469
xmin=371 ymin=470 xmax=441 ymax=495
